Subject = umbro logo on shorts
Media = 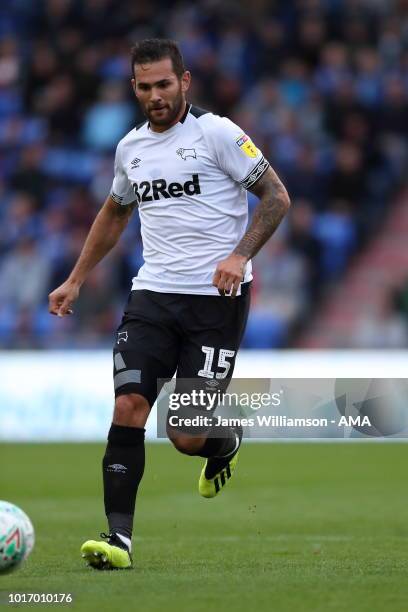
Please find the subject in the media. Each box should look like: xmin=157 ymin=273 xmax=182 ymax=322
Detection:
xmin=205 ymin=380 xmax=219 ymax=388
xmin=107 ymin=464 xmax=127 ymax=473
xmin=132 ymin=174 xmax=201 ymax=202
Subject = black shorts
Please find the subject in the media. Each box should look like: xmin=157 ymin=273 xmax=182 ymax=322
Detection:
xmin=113 ymin=284 xmax=251 ymax=408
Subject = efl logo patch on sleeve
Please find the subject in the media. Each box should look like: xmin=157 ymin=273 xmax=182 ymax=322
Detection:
xmin=236 ymin=134 xmax=258 ymax=158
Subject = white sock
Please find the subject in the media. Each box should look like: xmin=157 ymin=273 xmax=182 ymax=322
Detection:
xmin=116 ymin=533 xmax=131 ymax=552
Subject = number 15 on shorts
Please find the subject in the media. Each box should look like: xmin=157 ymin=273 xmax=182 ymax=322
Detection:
xmin=198 ymin=346 xmax=236 ymax=380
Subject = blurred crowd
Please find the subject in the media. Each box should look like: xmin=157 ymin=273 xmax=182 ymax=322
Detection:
xmin=0 ymin=0 xmax=407 ymax=348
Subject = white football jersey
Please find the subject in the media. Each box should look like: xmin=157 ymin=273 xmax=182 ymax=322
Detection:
xmin=110 ymin=104 xmax=269 ymax=295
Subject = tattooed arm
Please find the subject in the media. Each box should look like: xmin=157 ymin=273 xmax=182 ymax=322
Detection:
xmin=234 ymin=166 xmax=290 ymax=259
xmin=48 ymin=195 xmax=137 ymax=316
xmin=212 ymin=166 xmax=290 ymax=297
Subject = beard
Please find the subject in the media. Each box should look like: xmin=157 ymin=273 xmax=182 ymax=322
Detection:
xmin=143 ymin=88 xmax=184 ymax=128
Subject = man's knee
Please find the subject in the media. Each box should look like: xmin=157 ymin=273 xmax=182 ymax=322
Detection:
xmin=113 ymin=393 xmax=150 ymax=427
xmin=168 ymin=431 xmax=206 ymax=456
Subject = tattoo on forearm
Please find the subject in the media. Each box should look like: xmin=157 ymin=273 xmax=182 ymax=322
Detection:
xmin=234 ymin=167 xmax=290 ymax=260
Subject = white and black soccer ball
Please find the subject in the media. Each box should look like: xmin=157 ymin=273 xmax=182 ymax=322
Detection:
xmin=0 ymin=501 xmax=35 ymax=573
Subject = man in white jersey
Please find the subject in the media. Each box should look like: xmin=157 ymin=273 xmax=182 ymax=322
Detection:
xmin=48 ymin=39 xmax=290 ymax=570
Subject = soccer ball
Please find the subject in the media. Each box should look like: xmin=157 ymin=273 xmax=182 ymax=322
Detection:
xmin=0 ymin=501 xmax=35 ymax=573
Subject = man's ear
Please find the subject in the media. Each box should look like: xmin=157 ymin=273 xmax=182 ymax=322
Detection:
xmin=131 ymin=78 xmax=137 ymax=97
xmin=181 ymin=71 xmax=191 ymax=94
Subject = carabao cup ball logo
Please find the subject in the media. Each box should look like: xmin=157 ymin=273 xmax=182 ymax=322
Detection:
xmin=0 ymin=501 xmax=35 ymax=573
xmin=334 ymin=379 xmax=408 ymax=437
xmin=0 ymin=513 xmax=26 ymax=572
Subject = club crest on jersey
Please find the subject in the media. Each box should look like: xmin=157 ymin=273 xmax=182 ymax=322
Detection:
xmin=176 ymin=148 xmax=197 ymax=161
xmin=117 ymin=331 xmax=128 ymax=344
xmin=131 ymin=158 xmax=141 ymax=169
xmin=236 ymin=134 xmax=258 ymax=158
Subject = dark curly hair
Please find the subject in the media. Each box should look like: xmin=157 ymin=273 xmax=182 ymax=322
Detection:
xmin=130 ymin=39 xmax=185 ymax=79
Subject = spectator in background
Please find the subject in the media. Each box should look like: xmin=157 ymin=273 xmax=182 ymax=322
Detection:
xmin=10 ymin=145 xmax=47 ymax=206
xmin=354 ymin=293 xmax=408 ymax=349
xmin=0 ymin=233 xmax=51 ymax=311
xmin=34 ymin=73 xmax=81 ymax=144
xmin=82 ymin=81 xmax=134 ymax=150
xmin=0 ymin=35 xmax=19 ymax=88
xmin=288 ymin=199 xmax=322 ymax=299
xmin=0 ymin=192 xmax=40 ymax=253
xmin=73 ymin=263 xmax=121 ymax=347
xmin=313 ymin=200 xmax=357 ymax=281
xmin=328 ymin=142 xmax=366 ymax=206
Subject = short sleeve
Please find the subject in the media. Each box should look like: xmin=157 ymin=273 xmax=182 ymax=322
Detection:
xmin=110 ymin=142 xmax=136 ymax=206
xmin=213 ymin=117 xmax=270 ymax=189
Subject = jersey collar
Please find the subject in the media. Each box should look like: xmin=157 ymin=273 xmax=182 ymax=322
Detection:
xmin=179 ymin=102 xmax=191 ymax=124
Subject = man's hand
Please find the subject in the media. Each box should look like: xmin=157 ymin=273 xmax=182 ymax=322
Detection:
xmin=212 ymin=254 xmax=247 ymax=297
xmin=48 ymin=279 xmax=80 ymax=317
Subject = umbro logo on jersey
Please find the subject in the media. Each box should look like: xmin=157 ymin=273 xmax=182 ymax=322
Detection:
xmin=132 ymin=174 xmax=201 ymax=202
xmin=131 ymin=158 xmax=141 ymax=169
xmin=176 ymin=148 xmax=197 ymax=160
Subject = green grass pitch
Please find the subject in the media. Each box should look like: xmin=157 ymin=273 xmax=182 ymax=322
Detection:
xmin=1 ymin=442 xmax=408 ymax=611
